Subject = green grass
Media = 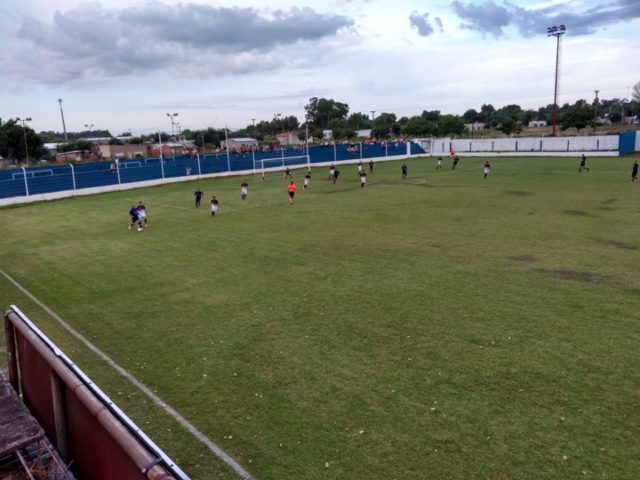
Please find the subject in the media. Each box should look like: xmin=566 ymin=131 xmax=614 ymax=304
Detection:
xmin=1 ymin=155 xmax=640 ymax=479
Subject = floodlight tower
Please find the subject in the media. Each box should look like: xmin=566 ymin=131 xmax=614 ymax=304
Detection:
xmin=16 ymin=117 xmax=32 ymax=164
xmin=593 ymin=90 xmax=599 ymax=133
xmin=166 ymin=113 xmax=178 ymax=137
xmin=58 ymin=98 xmax=68 ymax=141
xmin=370 ymin=110 xmax=376 ymax=138
xmin=547 ymin=24 xmax=566 ymax=137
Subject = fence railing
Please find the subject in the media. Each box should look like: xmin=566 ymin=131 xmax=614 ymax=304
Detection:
xmin=4 ymin=305 xmax=189 ymax=480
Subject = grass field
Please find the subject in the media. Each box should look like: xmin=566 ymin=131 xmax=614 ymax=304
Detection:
xmin=1 ymin=155 xmax=639 ymax=480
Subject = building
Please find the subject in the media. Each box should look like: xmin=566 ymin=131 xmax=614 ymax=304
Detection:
xmin=276 ymin=131 xmax=304 ymax=146
xmin=55 ymin=150 xmax=100 ymax=163
xmin=99 ymin=144 xmax=153 ymax=159
xmin=466 ymin=122 xmax=487 ymax=131
xmin=528 ymin=120 xmax=547 ymax=128
xmin=355 ymin=129 xmax=372 ymax=138
xmin=221 ymin=137 xmax=258 ymax=151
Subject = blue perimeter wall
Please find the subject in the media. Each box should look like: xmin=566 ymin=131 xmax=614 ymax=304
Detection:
xmin=0 ymin=142 xmax=425 ymax=200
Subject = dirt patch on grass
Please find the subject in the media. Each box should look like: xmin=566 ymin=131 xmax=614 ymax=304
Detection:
xmin=538 ymin=269 xmax=620 ymax=287
xmin=509 ymin=255 xmax=536 ymax=262
xmin=601 ymin=198 xmax=618 ymax=205
xmin=594 ymin=238 xmax=638 ymax=250
xmin=562 ymin=209 xmax=594 ymax=217
xmin=504 ymin=190 xmax=532 ymax=197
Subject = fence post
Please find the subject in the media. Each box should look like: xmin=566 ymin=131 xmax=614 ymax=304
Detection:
xmin=359 ymin=142 xmax=363 ymax=161
xmin=116 ymin=162 xmax=122 ymax=184
xmin=281 ymin=148 xmax=285 ymax=167
xmin=160 ymin=157 xmax=165 ymax=179
xmin=70 ymin=163 xmax=77 ymax=191
xmin=252 ymin=150 xmax=256 ymax=174
xmin=385 ymin=141 xmax=388 ymax=157
xmin=51 ymin=372 xmax=69 ymax=461
xmin=197 ymin=154 xmax=202 ymax=177
xmin=333 ymin=143 xmax=337 ymax=163
xmin=21 ymin=166 xmax=30 ymax=196
xmin=597 ymin=139 xmax=600 ymax=151
xmin=4 ymin=316 xmax=18 ymax=391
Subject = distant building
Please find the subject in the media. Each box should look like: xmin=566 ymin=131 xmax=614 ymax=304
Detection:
xmin=528 ymin=120 xmax=547 ymax=128
xmin=323 ymin=130 xmax=333 ymax=139
xmin=99 ymin=144 xmax=153 ymax=159
xmin=221 ymin=137 xmax=258 ymax=151
xmin=276 ymin=131 xmax=304 ymax=146
xmin=466 ymin=122 xmax=487 ymax=131
xmin=55 ymin=150 xmax=99 ymax=163
xmin=355 ymin=129 xmax=372 ymax=138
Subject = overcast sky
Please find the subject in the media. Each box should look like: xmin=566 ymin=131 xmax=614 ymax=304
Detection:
xmin=1 ymin=0 xmax=638 ymax=135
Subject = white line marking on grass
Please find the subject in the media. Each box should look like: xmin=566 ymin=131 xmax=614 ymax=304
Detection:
xmin=0 ymin=268 xmax=256 ymax=480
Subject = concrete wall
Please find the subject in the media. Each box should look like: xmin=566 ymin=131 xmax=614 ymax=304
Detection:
xmin=423 ymin=135 xmax=619 ymax=156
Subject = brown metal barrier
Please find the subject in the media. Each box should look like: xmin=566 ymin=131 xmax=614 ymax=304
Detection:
xmin=4 ymin=305 xmax=190 ymax=480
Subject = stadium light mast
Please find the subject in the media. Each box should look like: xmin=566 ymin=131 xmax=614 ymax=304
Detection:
xmin=593 ymin=90 xmax=599 ymax=133
xmin=58 ymin=98 xmax=68 ymax=141
xmin=547 ymin=24 xmax=566 ymax=137
xmin=370 ymin=110 xmax=376 ymax=138
xmin=84 ymin=123 xmax=94 ymax=137
xmin=166 ymin=113 xmax=178 ymax=137
xmin=16 ymin=117 xmax=32 ymax=164
xmin=251 ymin=118 xmax=256 ymax=138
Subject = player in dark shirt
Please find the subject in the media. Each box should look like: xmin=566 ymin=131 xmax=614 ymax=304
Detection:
xmin=194 ymin=190 xmax=203 ymax=207
xmin=579 ymin=154 xmax=589 ymax=172
xmin=369 ymin=159 xmax=374 ymax=172
xmin=332 ymin=169 xmax=340 ymax=184
xmin=401 ymin=163 xmax=407 ymax=179
xmin=452 ymin=156 xmax=460 ymax=170
xmin=284 ymin=167 xmax=293 ymax=179
xmin=128 ymin=206 xmax=142 ymax=231
xmin=631 ymin=161 xmax=638 ymax=182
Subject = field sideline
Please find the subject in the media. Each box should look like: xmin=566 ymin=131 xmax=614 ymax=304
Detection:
xmin=1 ymin=155 xmax=639 ymax=480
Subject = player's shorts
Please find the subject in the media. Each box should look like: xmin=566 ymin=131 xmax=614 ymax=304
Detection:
xmin=130 ymin=215 xmax=139 ymax=222
xmin=138 ymin=212 xmax=146 ymax=219
xmin=241 ymin=188 xmax=248 ymax=195
xmin=289 ymin=192 xmax=295 ymax=198
xmin=484 ymin=168 xmax=490 ymax=174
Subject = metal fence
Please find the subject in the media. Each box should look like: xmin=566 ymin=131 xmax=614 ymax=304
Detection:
xmin=0 ymin=142 xmax=425 ymax=200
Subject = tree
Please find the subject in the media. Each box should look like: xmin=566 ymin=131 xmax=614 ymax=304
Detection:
xmin=346 ymin=112 xmax=371 ymax=130
xmin=0 ymin=119 xmax=45 ymax=163
xmin=421 ymin=110 xmax=441 ymax=122
xmin=57 ymin=140 xmax=94 ymax=153
xmin=438 ymin=115 xmax=466 ymax=136
xmin=632 ymin=81 xmax=640 ymax=103
xmin=479 ymin=104 xmax=496 ymax=123
xmin=373 ymin=112 xmax=397 ymax=138
xmin=496 ymin=117 xmax=522 ymax=136
xmin=304 ymin=97 xmax=349 ymax=129
xmin=559 ymin=100 xmax=594 ymax=134
xmin=403 ymin=116 xmax=429 ymax=136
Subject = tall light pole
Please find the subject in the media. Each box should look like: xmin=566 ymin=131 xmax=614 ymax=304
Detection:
xmin=176 ymin=122 xmax=182 ymax=142
xmin=58 ymin=98 xmax=68 ymax=141
xmin=370 ymin=110 xmax=376 ymax=138
xmin=166 ymin=113 xmax=178 ymax=137
xmin=16 ymin=117 xmax=32 ymax=164
xmin=251 ymin=118 xmax=256 ymax=139
xmin=84 ymin=123 xmax=94 ymax=137
xmin=547 ymin=24 xmax=566 ymax=137
xmin=273 ymin=113 xmax=282 ymax=136
xmin=593 ymin=90 xmax=599 ymax=134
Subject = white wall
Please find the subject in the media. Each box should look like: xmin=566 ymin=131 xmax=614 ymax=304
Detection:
xmin=636 ymin=131 xmax=640 ymax=152
xmin=424 ymin=135 xmax=619 ymax=156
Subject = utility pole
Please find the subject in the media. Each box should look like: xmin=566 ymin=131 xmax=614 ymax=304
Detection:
xmin=58 ymin=99 xmax=68 ymax=141
xmin=251 ymin=118 xmax=256 ymax=139
xmin=370 ymin=110 xmax=376 ymax=138
xmin=547 ymin=25 xmax=566 ymax=137
xmin=166 ymin=113 xmax=178 ymax=137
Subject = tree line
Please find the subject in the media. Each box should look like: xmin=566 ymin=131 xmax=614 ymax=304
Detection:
xmin=1 ymin=83 xmax=638 ymax=163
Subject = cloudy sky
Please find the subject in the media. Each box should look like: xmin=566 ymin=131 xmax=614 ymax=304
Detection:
xmin=1 ymin=0 xmax=638 ymax=135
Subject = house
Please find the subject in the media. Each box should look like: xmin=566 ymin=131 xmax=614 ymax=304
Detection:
xmin=466 ymin=122 xmax=487 ymax=131
xmin=528 ymin=120 xmax=547 ymax=128
xmin=99 ymin=144 xmax=153 ymax=159
xmin=221 ymin=137 xmax=258 ymax=151
xmin=323 ymin=130 xmax=333 ymax=139
xmin=55 ymin=150 xmax=99 ymax=163
xmin=356 ymin=129 xmax=372 ymax=138
xmin=276 ymin=131 xmax=304 ymax=146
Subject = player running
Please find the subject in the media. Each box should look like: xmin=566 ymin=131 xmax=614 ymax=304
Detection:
xmin=360 ymin=172 xmax=367 ymax=187
xmin=241 ymin=181 xmax=249 ymax=200
xmin=436 ymin=157 xmax=443 ymax=169
xmin=287 ymin=181 xmax=297 ymax=205
xmin=332 ymin=169 xmax=340 ymax=184
xmin=128 ymin=205 xmax=143 ymax=231
xmin=483 ymin=161 xmax=491 ymax=179
xmin=369 ymin=159 xmax=374 ymax=173
xmin=452 ymin=156 xmax=460 ymax=170
xmin=210 ymin=196 xmax=219 ymax=216
xmin=136 ymin=201 xmax=148 ymax=227
xmin=303 ymin=173 xmax=311 ymax=189
xmin=401 ymin=163 xmax=407 ymax=179
xmin=632 ymin=160 xmax=638 ymax=182
xmin=579 ymin=154 xmax=589 ymax=172
xmin=357 ymin=161 xmax=364 ymax=174
xmin=329 ymin=164 xmax=336 ymax=180
xmin=194 ymin=189 xmax=203 ymax=207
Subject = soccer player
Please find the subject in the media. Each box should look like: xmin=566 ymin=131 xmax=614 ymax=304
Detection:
xmin=287 ymin=181 xmax=297 ymax=205
xmin=194 ymin=189 xmax=203 ymax=207
xmin=579 ymin=154 xmax=589 ymax=172
xmin=632 ymin=160 xmax=638 ymax=182
xmin=136 ymin=201 xmax=148 ymax=227
xmin=329 ymin=164 xmax=336 ymax=180
xmin=357 ymin=161 xmax=364 ymax=174
xmin=128 ymin=205 xmax=142 ymax=231
xmin=360 ymin=171 xmax=367 ymax=187
xmin=369 ymin=159 xmax=374 ymax=172
xmin=401 ymin=163 xmax=407 ymax=179
xmin=210 ymin=196 xmax=219 ymax=216
xmin=284 ymin=167 xmax=293 ymax=179
xmin=483 ymin=161 xmax=491 ymax=179
xmin=452 ymin=156 xmax=460 ymax=170
xmin=436 ymin=157 xmax=443 ymax=169
xmin=303 ymin=173 xmax=311 ymax=189
xmin=333 ymin=169 xmax=340 ymax=184
xmin=241 ymin=181 xmax=249 ymax=200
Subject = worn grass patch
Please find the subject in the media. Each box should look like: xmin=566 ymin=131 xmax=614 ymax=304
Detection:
xmin=1 ymin=156 xmax=640 ymax=480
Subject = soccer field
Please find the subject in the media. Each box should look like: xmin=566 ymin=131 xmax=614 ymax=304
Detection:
xmin=1 ymin=155 xmax=639 ymax=479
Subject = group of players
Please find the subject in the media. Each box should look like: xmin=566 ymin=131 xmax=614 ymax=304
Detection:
xmin=128 ymin=155 xmax=639 ymax=228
